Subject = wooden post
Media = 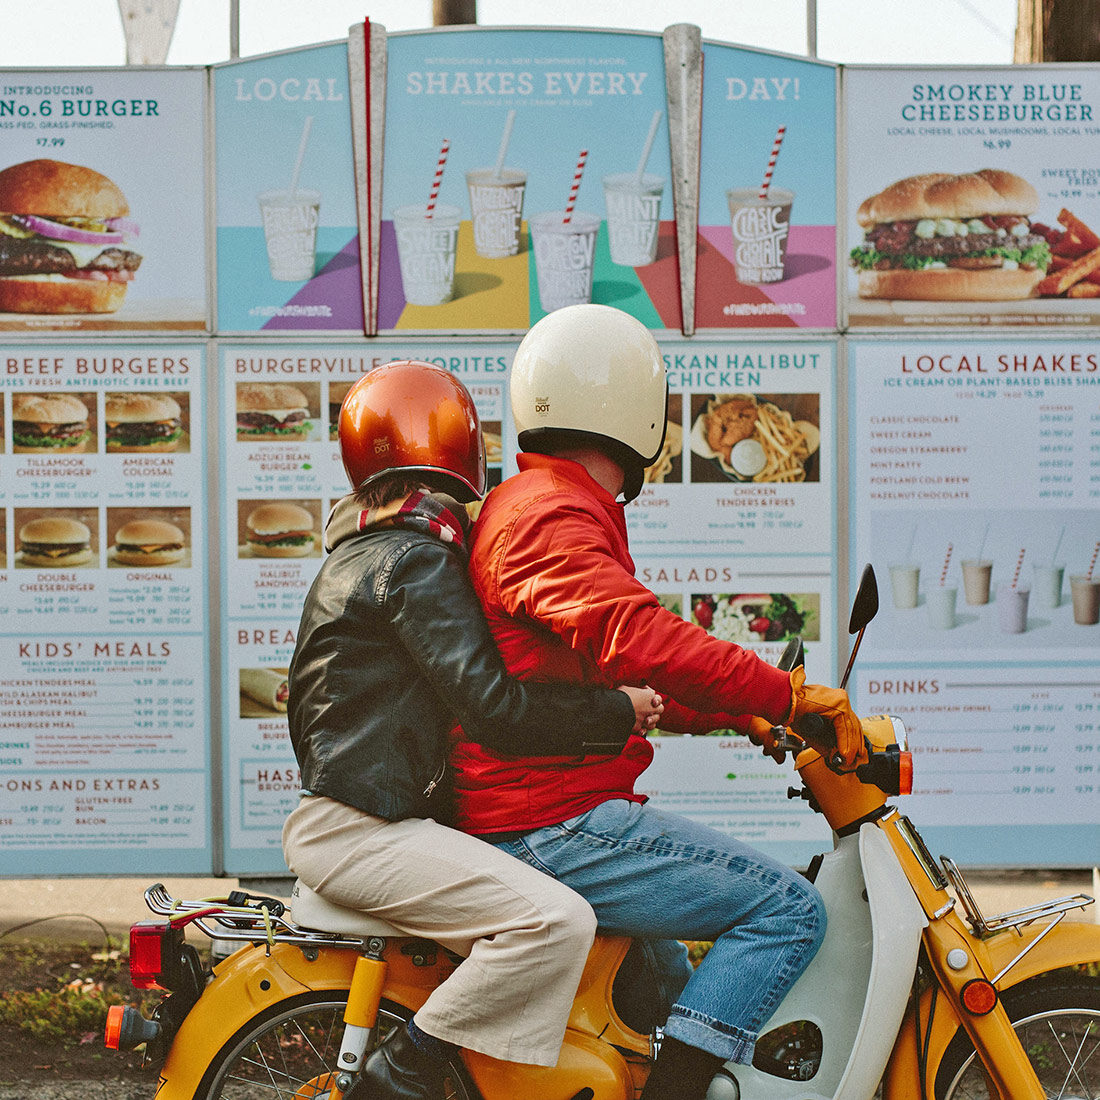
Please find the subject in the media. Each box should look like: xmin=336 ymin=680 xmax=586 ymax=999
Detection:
xmin=1015 ymin=0 xmax=1100 ymax=62
xmin=433 ymin=0 xmax=477 ymax=25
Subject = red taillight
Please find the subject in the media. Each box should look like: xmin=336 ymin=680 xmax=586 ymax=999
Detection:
xmin=129 ymin=920 xmax=182 ymax=990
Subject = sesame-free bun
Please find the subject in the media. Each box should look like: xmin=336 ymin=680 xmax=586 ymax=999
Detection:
xmin=113 ymin=518 xmax=186 ymax=567
xmin=236 ymin=383 xmax=309 ymax=413
xmin=0 ymin=159 xmax=129 ymax=219
xmin=13 ymin=392 xmax=89 ymax=424
xmin=0 ymin=278 xmax=128 ymax=316
xmin=105 ymin=392 xmax=181 ymax=423
xmin=245 ymin=502 xmax=316 ymax=558
xmin=12 ymin=392 xmax=90 ymax=453
xmin=105 ymin=392 xmax=183 ymax=452
xmin=18 ymin=515 xmax=94 ymax=567
xmin=856 ymin=169 xmax=1039 ymax=228
xmin=856 ymin=266 xmax=1044 ymax=302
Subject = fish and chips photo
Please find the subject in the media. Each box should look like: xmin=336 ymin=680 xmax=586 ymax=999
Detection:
xmin=643 ymin=394 xmax=684 ymax=485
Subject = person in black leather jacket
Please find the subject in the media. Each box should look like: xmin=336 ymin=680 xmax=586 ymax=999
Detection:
xmin=282 ymin=360 xmax=663 ymax=1100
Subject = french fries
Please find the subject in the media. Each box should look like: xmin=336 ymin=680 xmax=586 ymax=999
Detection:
xmin=702 ymin=395 xmax=815 ymax=484
xmin=1035 ymin=209 xmax=1100 ymax=298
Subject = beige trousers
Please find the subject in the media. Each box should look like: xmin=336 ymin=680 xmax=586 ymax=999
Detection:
xmin=281 ymin=795 xmax=596 ymax=1066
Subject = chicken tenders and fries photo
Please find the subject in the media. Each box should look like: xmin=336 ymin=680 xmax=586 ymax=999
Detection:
xmin=689 ymin=392 xmax=820 ymax=485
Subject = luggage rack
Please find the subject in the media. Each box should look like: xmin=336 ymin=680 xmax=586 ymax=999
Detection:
xmin=940 ymin=856 xmax=1094 ymax=938
xmin=143 ymin=882 xmax=369 ymax=952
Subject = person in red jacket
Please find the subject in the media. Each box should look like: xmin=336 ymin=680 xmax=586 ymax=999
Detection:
xmin=452 ymin=304 xmax=867 ymax=1100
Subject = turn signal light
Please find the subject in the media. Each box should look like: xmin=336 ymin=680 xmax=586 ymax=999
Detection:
xmin=960 ymin=978 xmax=998 ymax=1015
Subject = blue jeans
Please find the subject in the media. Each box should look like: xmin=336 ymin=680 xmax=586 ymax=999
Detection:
xmin=492 ymin=798 xmax=826 ymax=1065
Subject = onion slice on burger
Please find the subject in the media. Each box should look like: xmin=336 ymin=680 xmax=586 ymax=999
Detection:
xmin=13 ymin=214 xmax=126 ymax=245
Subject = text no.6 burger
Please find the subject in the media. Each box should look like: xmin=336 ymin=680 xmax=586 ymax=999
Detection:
xmin=0 ymin=159 xmax=141 ymax=314
xmin=850 ymin=169 xmax=1051 ymax=300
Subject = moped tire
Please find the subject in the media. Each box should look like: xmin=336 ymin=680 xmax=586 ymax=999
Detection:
xmin=933 ymin=972 xmax=1100 ymax=1099
xmin=195 ymin=991 xmax=475 ymax=1100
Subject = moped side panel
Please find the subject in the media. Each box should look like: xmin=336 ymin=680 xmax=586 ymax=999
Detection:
xmin=720 ymin=825 xmax=926 ymax=1100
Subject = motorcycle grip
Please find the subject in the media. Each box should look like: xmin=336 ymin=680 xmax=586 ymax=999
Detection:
xmin=791 ymin=713 xmax=836 ymax=749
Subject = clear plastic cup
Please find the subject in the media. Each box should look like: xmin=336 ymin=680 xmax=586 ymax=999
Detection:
xmin=529 ymin=211 xmax=600 ymax=313
xmin=927 ymin=586 xmax=957 ymax=630
xmin=1070 ymin=574 xmax=1100 ymax=625
xmin=466 ymin=168 xmax=527 ymax=258
xmin=392 ymin=203 xmax=461 ymax=306
xmin=602 ymin=172 xmax=664 ymax=266
xmin=961 ymin=559 xmax=993 ymax=606
xmin=726 ymin=186 xmax=793 ymax=284
xmin=1031 ymin=563 xmax=1065 ymax=609
xmin=998 ymin=583 xmax=1030 ymax=634
xmin=258 ymin=188 xmax=321 ymax=281
xmin=889 ymin=563 xmax=920 ymax=610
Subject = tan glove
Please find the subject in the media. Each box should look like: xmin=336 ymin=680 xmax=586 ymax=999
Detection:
xmin=788 ymin=666 xmax=867 ymax=771
xmin=743 ymin=716 xmax=786 ymax=764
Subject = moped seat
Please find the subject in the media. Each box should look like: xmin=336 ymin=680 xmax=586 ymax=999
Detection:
xmin=289 ymin=879 xmax=408 ymax=938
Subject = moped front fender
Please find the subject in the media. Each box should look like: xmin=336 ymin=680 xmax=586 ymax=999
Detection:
xmin=883 ymin=918 xmax=1100 ymax=1100
xmin=152 ymin=940 xmax=448 ymax=1100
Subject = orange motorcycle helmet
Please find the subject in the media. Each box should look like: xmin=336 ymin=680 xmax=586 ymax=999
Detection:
xmin=338 ymin=359 xmax=487 ymax=503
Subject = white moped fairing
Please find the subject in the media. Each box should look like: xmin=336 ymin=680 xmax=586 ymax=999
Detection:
xmin=712 ymin=823 xmax=927 ymax=1100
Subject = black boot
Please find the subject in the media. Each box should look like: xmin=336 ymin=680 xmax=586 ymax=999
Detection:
xmin=641 ymin=1036 xmax=724 ymax=1100
xmin=344 ymin=1024 xmax=446 ymax=1100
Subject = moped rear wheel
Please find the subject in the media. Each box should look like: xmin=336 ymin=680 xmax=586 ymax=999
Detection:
xmin=934 ymin=972 xmax=1100 ymax=1099
xmin=199 ymin=992 xmax=474 ymax=1100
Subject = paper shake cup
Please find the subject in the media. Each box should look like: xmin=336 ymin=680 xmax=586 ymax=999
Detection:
xmin=602 ymin=172 xmax=664 ymax=266
xmin=726 ymin=186 xmax=793 ymax=284
xmin=1070 ymin=574 xmax=1100 ymax=625
xmin=998 ymin=583 xmax=1030 ymax=634
xmin=927 ymin=586 xmax=957 ymax=630
xmin=258 ymin=188 xmax=321 ymax=281
xmin=1031 ymin=563 xmax=1065 ymax=609
xmin=889 ymin=563 xmax=920 ymax=610
xmin=530 ymin=211 xmax=600 ymax=313
xmin=392 ymin=203 xmax=461 ymax=306
xmin=466 ymin=168 xmax=527 ymax=258
xmin=961 ymin=559 xmax=993 ymax=605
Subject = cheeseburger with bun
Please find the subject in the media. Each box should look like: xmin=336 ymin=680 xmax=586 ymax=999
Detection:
xmin=18 ymin=515 xmax=94 ymax=567
xmin=112 ymin=519 xmax=187 ymax=567
xmin=12 ymin=392 xmax=91 ymax=453
xmin=105 ymin=391 xmax=183 ymax=452
xmin=236 ymin=383 xmax=312 ymax=442
xmin=245 ymin=502 xmax=316 ymax=558
xmin=0 ymin=159 xmax=141 ymax=314
xmin=850 ymin=169 xmax=1051 ymax=300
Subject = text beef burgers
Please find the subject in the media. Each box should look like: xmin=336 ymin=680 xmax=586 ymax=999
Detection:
xmin=0 ymin=159 xmax=142 ymax=314
xmin=850 ymin=169 xmax=1051 ymax=300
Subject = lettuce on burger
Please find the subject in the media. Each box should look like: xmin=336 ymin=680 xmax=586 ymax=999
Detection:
xmin=850 ymin=169 xmax=1051 ymax=301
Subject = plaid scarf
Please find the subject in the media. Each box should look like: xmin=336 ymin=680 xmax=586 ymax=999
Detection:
xmin=326 ymin=488 xmax=470 ymax=553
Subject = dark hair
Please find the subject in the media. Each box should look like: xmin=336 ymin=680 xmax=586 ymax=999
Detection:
xmin=355 ymin=471 xmax=462 ymax=510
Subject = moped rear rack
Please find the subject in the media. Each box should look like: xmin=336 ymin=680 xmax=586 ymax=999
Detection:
xmin=940 ymin=857 xmax=1094 ymax=984
xmin=143 ymin=882 xmax=370 ymax=954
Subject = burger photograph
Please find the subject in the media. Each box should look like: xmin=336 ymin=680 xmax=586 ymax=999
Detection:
xmin=104 ymin=391 xmax=187 ymax=453
xmin=16 ymin=509 xmax=97 ymax=568
xmin=328 ymin=380 xmax=353 ymax=441
xmin=12 ymin=392 xmax=93 ymax=454
xmin=849 ymin=169 xmax=1052 ymax=301
xmin=235 ymin=382 xmax=315 ymax=443
xmin=108 ymin=508 xmax=189 ymax=568
xmin=0 ymin=159 xmax=141 ymax=315
xmin=239 ymin=499 xmax=319 ymax=559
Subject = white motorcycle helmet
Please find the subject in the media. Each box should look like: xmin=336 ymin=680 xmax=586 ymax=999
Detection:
xmin=510 ymin=304 xmax=667 ymax=501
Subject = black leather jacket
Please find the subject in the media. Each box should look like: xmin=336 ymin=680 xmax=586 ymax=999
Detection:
xmin=288 ymin=503 xmax=635 ymax=823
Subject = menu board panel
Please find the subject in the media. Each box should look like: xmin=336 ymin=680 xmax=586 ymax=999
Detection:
xmin=213 ymin=44 xmax=363 ymax=333
xmin=696 ymin=43 xmax=837 ymax=330
xmin=0 ymin=69 xmax=207 ymax=333
xmin=844 ymin=65 xmax=1100 ymax=328
xmin=0 ymin=343 xmax=211 ymax=873
xmin=848 ymin=335 xmax=1099 ymax=865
